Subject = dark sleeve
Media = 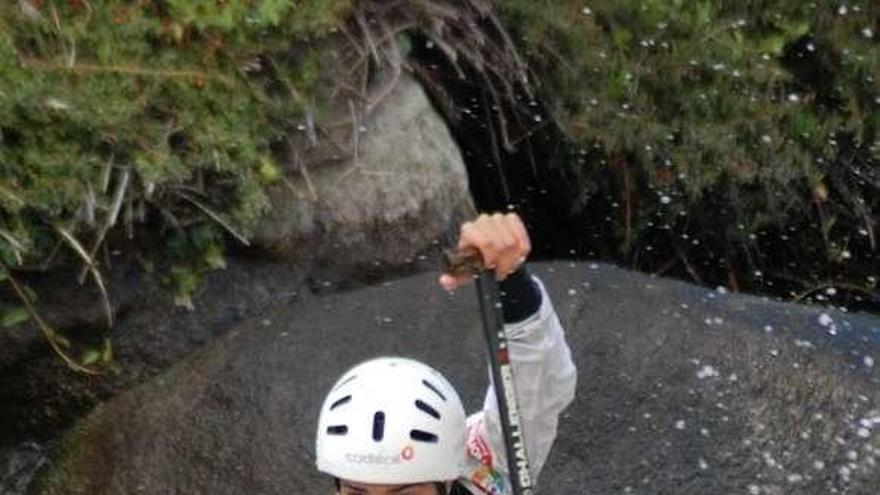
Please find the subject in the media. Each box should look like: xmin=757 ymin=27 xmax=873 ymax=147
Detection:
xmin=499 ymin=264 xmax=542 ymax=324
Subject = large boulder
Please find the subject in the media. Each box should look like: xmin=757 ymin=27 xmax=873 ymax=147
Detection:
xmin=31 ymin=262 xmax=879 ymax=494
xmin=252 ymin=72 xmax=474 ymax=266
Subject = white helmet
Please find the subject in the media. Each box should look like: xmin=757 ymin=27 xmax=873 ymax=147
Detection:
xmin=315 ymin=357 xmax=467 ymax=484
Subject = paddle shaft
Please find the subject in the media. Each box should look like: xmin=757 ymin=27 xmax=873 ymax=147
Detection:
xmin=444 ymin=249 xmax=534 ymax=495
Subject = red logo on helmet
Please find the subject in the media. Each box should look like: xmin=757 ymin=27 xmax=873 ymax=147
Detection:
xmin=401 ymin=445 xmax=414 ymax=461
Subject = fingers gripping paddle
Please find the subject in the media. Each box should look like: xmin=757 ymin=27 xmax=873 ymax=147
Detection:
xmin=444 ymin=249 xmax=534 ymax=495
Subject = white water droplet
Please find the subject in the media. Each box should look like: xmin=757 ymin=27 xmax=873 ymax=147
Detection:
xmin=697 ymin=365 xmax=719 ymax=379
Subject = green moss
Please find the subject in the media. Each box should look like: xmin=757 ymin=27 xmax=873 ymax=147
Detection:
xmin=500 ymin=0 xmax=879 ymax=279
xmin=0 ymin=1 xmax=354 ymax=304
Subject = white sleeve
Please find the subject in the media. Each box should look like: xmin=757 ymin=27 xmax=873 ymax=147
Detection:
xmin=464 ymin=276 xmax=577 ymax=488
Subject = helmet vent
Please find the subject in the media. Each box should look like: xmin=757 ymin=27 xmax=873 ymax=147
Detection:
xmin=332 ymin=374 xmax=358 ymax=392
xmin=326 ymin=425 xmax=348 ymax=435
xmin=329 ymin=395 xmax=352 ymax=410
xmin=415 ymin=399 xmax=441 ymax=420
xmin=372 ymin=411 xmax=386 ymax=442
xmin=410 ymin=429 xmax=438 ymax=443
xmin=422 ymin=379 xmax=447 ymax=401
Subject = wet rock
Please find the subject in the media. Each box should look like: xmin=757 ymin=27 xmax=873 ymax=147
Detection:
xmin=252 ymin=72 xmax=474 ymax=266
xmin=31 ymin=262 xmax=880 ymax=494
xmin=0 ymin=256 xmax=310 ymax=449
xmin=1 ymin=442 xmax=47 ymax=495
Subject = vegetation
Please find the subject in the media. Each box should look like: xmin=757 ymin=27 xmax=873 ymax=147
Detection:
xmin=0 ymin=0 xmax=353 ymax=371
xmin=2 ymin=1 xmax=879 ymax=371
xmin=0 ymin=0 xmax=522 ymax=372
xmin=498 ymin=0 xmax=879 ymax=299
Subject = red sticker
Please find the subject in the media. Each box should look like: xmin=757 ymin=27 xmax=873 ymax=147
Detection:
xmin=467 ymin=423 xmax=493 ymax=466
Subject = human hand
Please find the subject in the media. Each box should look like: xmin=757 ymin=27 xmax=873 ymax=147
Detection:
xmin=439 ymin=212 xmax=531 ymax=291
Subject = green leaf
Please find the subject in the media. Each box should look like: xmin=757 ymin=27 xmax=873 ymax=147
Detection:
xmin=1 ymin=306 xmax=30 ymax=327
xmin=45 ymin=329 xmax=72 ymax=349
xmin=81 ymin=349 xmax=101 ymax=366
xmin=759 ymin=34 xmax=787 ymax=56
xmin=258 ymin=157 xmax=281 ymax=183
xmin=204 ymin=248 xmax=227 ymax=270
xmin=101 ymin=338 xmax=114 ymax=363
xmin=612 ymin=28 xmax=633 ymax=50
xmin=396 ymin=33 xmax=412 ymax=57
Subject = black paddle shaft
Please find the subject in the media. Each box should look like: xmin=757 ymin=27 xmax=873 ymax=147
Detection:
xmin=475 ymin=271 xmax=535 ymax=495
xmin=444 ymin=248 xmax=534 ymax=494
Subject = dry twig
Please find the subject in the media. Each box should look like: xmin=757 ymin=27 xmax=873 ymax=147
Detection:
xmin=3 ymin=267 xmax=101 ymax=375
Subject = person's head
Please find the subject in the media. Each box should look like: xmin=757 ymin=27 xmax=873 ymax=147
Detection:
xmin=316 ymin=357 xmax=467 ymax=495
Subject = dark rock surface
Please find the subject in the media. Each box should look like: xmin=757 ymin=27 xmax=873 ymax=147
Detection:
xmin=0 ymin=256 xmax=310 ymax=448
xmin=31 ymin=262 xmax=880 ymax=494
xmin=1 ymin=443 xmax=47 ymax=495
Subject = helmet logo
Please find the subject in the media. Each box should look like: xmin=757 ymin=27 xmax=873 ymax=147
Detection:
xmin=401 ymin=445 xmax=414 ymax=461
xmin=345 ymin=452 xmax=402 ymax=465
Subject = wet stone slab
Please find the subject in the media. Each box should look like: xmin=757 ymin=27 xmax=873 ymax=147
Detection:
xmin=28 ymin=262 xmax=880 ymax=494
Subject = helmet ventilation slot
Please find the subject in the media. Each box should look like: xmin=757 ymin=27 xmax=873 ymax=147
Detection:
xmin=326 ymin=425 xmax=348 ymax=435
xmin=415 ymin=399 xmax=441 ymax=419
xmin=329 ymin=395 xmax=352 ymax=410
xmin=372 ymin=411 xmax=386 ymax=441
xmin=332 ymin=374 xmax=358 ymax=392
xmin=421 ymin=379 xmax=447 ymax=401
xmin=410 ymin=429 xmax=438 ymax=443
